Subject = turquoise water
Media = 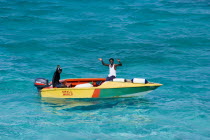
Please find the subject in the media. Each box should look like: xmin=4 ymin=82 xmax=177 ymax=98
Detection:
xmin=0 ymin=0 xmax=210 ymax=139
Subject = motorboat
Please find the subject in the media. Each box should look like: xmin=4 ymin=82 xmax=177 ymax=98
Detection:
xmin=34 ymin=78 xmax=162 ymax=98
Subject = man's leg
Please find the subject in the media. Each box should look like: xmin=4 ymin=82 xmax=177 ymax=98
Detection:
xmin=109 ymin=76 xmax=116 ymax=81
xmin=106 ymin=76 xmax=116 ymax=81
xmin=106 ymin=77 xmax=111 ymax=81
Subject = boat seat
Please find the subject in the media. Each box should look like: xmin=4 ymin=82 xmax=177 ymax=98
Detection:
xmin=74 ymin=83 xmax=93 ymax=88
xmin=64 ymin=81 xmax=103 ymax=88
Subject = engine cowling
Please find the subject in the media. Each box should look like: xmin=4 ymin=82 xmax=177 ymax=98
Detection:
xmin=34 ymin=78 xmax=49 ymax=91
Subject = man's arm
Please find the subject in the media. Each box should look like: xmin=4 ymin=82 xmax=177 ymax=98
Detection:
xmin=115 ymin=59 xmax=122 ymax=66
xmin=98 ymin=58 xmax=109 ymax=66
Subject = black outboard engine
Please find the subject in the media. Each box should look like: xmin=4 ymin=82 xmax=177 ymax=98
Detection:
xmin=34 ymin=78 xmax=49 ymax=91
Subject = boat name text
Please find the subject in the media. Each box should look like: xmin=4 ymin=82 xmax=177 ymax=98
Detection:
xmin=62 ymin=91 xmax=73 ymax=96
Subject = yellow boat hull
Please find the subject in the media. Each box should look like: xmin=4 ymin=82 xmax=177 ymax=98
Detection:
xmin=40 ymin=81 xmax=162 ymax=98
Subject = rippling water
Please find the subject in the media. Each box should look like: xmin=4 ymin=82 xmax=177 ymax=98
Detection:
xmin=0 ymin=0 xmax=210 ymax=139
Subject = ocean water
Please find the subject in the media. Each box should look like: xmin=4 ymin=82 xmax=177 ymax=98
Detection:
xmin=0 ymin=0 xmax=210 ymax=139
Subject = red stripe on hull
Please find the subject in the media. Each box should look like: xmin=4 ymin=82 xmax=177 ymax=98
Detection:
xmin=92 ymin=89 xmax=100 ymax=98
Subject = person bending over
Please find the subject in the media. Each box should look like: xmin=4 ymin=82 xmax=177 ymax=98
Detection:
xmin=98 ymin=58 xmax=122 ymax=81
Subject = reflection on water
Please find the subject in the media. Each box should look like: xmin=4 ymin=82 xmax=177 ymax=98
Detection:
xmin=41 ymin=98 xmax=96 ymax=109
xmin=40 ymin=97 xmax=153 ymax=116
xmin=40 ymin=98 xmax=96 ymax=115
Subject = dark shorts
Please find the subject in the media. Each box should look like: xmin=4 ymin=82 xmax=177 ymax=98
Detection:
xmin=106 ymin=76 xmax=116 ymax=81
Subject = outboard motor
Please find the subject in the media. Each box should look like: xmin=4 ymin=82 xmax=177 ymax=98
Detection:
xmin=34 ymin=78 xmax=49 ymax=91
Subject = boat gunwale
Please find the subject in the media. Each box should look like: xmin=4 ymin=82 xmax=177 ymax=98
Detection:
xmin=42 ymin=82 xmax=163 ymax=91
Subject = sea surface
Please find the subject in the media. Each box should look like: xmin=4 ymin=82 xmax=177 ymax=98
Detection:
xmin=0 ymin=0 xmax=210 ymax=139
